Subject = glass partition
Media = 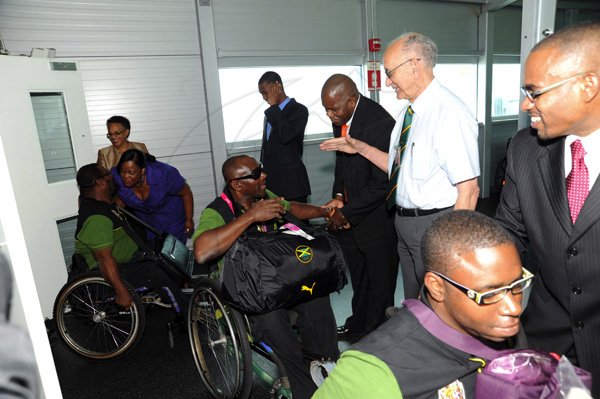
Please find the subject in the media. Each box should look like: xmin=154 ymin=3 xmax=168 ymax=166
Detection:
xmin=30 ymin=92 xmax=76 ymax=183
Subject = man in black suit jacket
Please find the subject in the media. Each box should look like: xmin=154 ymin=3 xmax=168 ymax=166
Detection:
xmin=496 ymin=22 xmax=600 ymax=397
xmin=258 ymin=71 xmax=311 ymax=203
xmin=322 ymin=74 xmax=399 ymax=342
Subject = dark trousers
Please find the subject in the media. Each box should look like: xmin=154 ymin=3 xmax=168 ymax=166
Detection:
xmin=337 ymin=228 xmax=398 ymax=339
xmin=395 ymin=208 xmax=452 ymax=299
xmin=250 ymin=295 xmax=339 ymax=399
xmin=119 ymin=260 xmax=187 ymax=315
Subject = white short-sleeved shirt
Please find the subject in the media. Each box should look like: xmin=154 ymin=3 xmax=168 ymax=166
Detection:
xmin=387 ymin=78 xmax=480 ymax=209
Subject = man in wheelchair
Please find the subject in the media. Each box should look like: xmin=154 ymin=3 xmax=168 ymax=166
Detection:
xmin=192 ymin=155 xmax=340 ymax=399
xmin=74 ymin=163 xmax=186 ymax=312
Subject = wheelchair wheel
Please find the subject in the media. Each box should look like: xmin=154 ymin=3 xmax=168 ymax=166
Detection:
xmin=53 ymin=272 xmax=145 ymax=360
xmin=188 ymin=278 xmax=252 ymax=399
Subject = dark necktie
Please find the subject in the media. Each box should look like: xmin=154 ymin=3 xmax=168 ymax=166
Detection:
xmin=566 ymin=139 xmax=589 ymax=223
xmin=386 ymin=106 xmax=414 ymax=209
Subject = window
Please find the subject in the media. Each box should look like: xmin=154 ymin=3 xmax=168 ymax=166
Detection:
xmin=492 ymin=64 xmax=521 ymax=118
xmin=219 ymin=66 xmax=362 ymax=143
xmin=30 ymin=92 xmax=76 ymax=183
xmin=57 ymin=216 xmax=77 ymax=269
xmin=379 ymin=63 xmax=478 ymax=119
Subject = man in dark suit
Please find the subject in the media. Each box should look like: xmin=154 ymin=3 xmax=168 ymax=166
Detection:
xmin=321 ymin=74 xmax=399 ymax=343
xmin=258 ymin=71 xmax=311 ymax=203
xmin=496 ymin=22 xmax=600 ymax=397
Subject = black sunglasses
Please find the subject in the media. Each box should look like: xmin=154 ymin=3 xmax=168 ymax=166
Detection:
xmin=228 ymin=164 xmax=263 ymax=184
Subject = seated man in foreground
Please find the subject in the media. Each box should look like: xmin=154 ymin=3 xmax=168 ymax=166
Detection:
xmin=313 ymin=210 xmax=531 ymax=398
xmin=74 ymin=163 xmax=186 ymax=311
xmin=192 ymin=155 xmax=339 ymax=399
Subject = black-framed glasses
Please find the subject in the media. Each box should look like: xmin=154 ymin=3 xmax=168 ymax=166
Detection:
xmin=97 ymin=171 xmax=111 ymax=180
xmin=385 ymin=58 xmax=421 ymax=78
xmin=428 ymin=267 xmax=534 ymax=305
xmin=106 ymin=130 xmax=126 ymax=139
xmin=521 ymin=73 xmax=587 ymax=102
xmin=227 ymin=164 xmax=263 ymax=184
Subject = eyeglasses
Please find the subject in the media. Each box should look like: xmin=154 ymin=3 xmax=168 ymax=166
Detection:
xmin=521 ymin=73 xmax=587 ymax=102
xmin=385 ymin=58 xmax=421 ymax=78
xmin=428 ymin=267 xmax=534 ymax=305
xmin=227 ymin=164 xmax=263 ymax=184
xmin=97 ymin=172 xmax=111 ymax=180
xmin=106 ymin=130 xmax=126 ymax=139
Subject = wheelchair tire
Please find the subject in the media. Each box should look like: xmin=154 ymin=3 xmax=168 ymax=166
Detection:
xmin=53 ymin=271 xmax=145 ymax=360
xmin=188 ymin=278 xmax=252 ymax=399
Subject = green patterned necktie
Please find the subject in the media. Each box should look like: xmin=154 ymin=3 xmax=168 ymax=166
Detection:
xmin=386 ymin=106 xmax=414 ymax=209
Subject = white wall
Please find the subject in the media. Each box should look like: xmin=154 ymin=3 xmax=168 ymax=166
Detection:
xmin=0 ymin=0 xmax=218 ymax=225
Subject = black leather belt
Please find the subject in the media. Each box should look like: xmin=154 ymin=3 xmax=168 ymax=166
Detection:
xmin=396 ymin=206 xmax=452 ymax=217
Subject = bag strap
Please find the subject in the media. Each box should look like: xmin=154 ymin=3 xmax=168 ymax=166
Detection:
xmin=281 ymin=210 xmax=308 ymax=228
xmin=402 ymin=299 xmax=505 ymax=360
xmin=114 ymin=207 xmax=159 ymax=259
xmin=117 ymin=206 xmax=163 ymax=237
xmin=220 ymin=192 xmax=234 ymax=214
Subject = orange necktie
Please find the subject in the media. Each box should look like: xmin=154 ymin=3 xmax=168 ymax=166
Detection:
xmin=341 ymin=124 xmax=349 ymax=137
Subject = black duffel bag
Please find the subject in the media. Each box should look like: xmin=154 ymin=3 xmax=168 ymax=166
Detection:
xmin=221 ymin=223 xmax=347 ymax=314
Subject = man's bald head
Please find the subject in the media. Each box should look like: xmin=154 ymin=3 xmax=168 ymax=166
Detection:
xmin=321 ymin=74 xmax=360 ymax=126
xmin=531 ymin=21 xmax=600 ymax=71
xmin=222 ymin=155 xmax=254 ymax=183
xmin=321 ymin=74 xmax=359 ymax=101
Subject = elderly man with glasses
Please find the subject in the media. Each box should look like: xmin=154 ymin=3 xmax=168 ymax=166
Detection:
xmin=192 ymin=154 xmax=339 ymax=399
xmin=496 ymin=22 xmax=600 ymax=398
xmin=320 ymin=32 xmax=480 ymax=301
xmin=314 ymin=210 xmax=530 ymax=399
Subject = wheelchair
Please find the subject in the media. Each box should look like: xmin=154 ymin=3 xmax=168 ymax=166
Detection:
xmin=188 ymin=277 xmax=299 ymax=399
xmin=53 ymin=271 xmax=146 ymax=359
xmin=53 ymin=268 xmax=187 ymax=360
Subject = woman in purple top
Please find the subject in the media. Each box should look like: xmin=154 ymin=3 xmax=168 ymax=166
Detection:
xmin=112 ymin=149 xmax=194 ymax=243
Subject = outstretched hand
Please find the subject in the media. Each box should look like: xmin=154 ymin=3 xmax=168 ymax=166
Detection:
xmin=320 ymin=134 xmax=365 ymax=155
xmin=247 ymin=198 xmax=285 ymax=222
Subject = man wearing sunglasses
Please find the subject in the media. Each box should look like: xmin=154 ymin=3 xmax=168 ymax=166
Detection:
xmin=192 ymin=155 xmax=339 ymax=399
xmin=496 ymin=22 xmax=600 ymax=398
xmin=314 ymin=210 xmax=529 ymax=398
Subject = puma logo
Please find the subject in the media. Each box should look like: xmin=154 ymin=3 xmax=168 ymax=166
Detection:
xmin=301 ymin=282 xmax=316 ymax=295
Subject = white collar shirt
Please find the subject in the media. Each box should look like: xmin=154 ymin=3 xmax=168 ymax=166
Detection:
xmin=387 ymin=78 xmax=480 ymax=209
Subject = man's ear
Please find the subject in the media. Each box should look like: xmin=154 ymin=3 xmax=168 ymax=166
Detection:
xmin=582 ymin=73 xmax=599 ymax=103
xmin=229 ymin=180 xmax=242 ymax=193
xmin=348 ymin=95 xmax=358 ymax=109
xmin=424 ymin=272 xmax=445 ymax=303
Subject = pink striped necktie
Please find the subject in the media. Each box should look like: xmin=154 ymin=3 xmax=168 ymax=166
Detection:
xmin=566 ymin=139 xmax=589 ymax=223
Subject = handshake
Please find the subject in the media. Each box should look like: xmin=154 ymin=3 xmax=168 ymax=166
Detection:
xmin=322 ymin=198 xmax=350 ymax=232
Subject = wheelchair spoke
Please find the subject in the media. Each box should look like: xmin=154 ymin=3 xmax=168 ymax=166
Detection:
xmin=55 ymin=274 xmax=145 ymax=359
xmin=67 ymin=291 xmax=101 ymax=314
xmin=188 ymin=282 xmax=252 ymax=399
